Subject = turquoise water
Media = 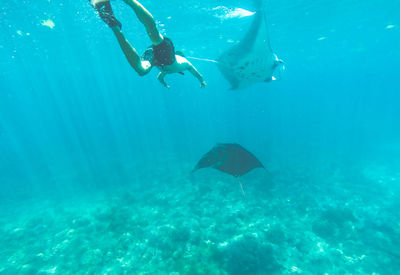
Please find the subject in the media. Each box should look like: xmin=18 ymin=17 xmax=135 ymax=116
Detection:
xmin=1 ymin=0 xmax=400 ymax=274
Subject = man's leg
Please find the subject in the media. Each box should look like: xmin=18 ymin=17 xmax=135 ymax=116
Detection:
xmin=111 ymin=26 xmax=151 ymax=76
xmin=91 ymin=0 xmax=151 ymax=76
xmin=122 ymin=0 xmax=164 ymax=45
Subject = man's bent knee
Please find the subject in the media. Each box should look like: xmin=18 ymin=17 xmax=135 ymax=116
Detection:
xmin=134 ymin=66 xmax=151 ymax=76
xmin=137 ymin=70 xmax=148 ymax=76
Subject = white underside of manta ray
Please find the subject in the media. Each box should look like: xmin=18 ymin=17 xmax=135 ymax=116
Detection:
xmin=217 ymin=7 xmax=284 ymax=90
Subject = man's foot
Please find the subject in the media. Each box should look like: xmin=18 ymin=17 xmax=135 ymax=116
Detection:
xmin=90 ymin=0 xmax=122 ymax=29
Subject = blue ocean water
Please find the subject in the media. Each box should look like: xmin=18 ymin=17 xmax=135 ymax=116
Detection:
xmin=1 ymin=0 xmax=400 ymax=273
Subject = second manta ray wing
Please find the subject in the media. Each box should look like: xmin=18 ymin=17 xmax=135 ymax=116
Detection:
xmin=217 ymin=8 xmax=284 ymax=90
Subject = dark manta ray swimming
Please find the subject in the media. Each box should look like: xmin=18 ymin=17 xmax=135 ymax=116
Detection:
xmin=192 ymin=143 xmax=264 ymax=196
xmin=217 ymin=4 xmax=284 ymax=90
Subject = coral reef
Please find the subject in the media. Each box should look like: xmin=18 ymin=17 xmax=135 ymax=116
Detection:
xmin=1 ymin=161 xmax=400 ymax=274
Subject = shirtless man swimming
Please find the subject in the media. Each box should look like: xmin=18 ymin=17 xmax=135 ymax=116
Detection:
xmin=90 ymin=0 xmax=206 ymax=88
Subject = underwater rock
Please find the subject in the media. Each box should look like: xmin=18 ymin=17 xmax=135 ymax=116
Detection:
xmin=80 ymin=249 xmax=103 ymax=267
xmin=218 ymin=235 xmax=282 ymax=275
xmin=294 ymin=238 xmax=314 ymax=254
xmin=265 ymin=227 xmax=286 ymax=245
xmin=71 ymin=217 xmax=91 ymax=228
xmin=321 ymin=207 xmax=357 ymax=227
xmin=312 ymin=207 xmax=358 ymax=242
xmin=19 ymin=264 xmax=39 ymax=274
xmin=309 ymin=255 xmax=333 ymax=274
xmin=170 ymin=226 xmax=191 ymax=243
xmin=312 ymin=220 xmax=336 ymax=240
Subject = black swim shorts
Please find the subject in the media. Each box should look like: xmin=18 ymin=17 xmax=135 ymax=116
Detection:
xmin=142 ymin=37 xmax=176 ymax=68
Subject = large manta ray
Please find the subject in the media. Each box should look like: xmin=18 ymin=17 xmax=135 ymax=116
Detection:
xmin=192 ymin=143 xmax=264 ymax=196
xmin=217 ymin=7 xmax=284 ymax=90
xmin=192 ymin=143 xmax=264 ymax=177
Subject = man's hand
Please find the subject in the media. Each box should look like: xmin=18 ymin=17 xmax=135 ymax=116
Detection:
xmin=158 ymin=71 xmax=170 ymax=88
xmin=185 ymin=62 xmax=206 ymax=89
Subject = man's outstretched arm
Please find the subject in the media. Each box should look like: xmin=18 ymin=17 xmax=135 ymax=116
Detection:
xmin=186 ymin=62 xmax=206 ymax=88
